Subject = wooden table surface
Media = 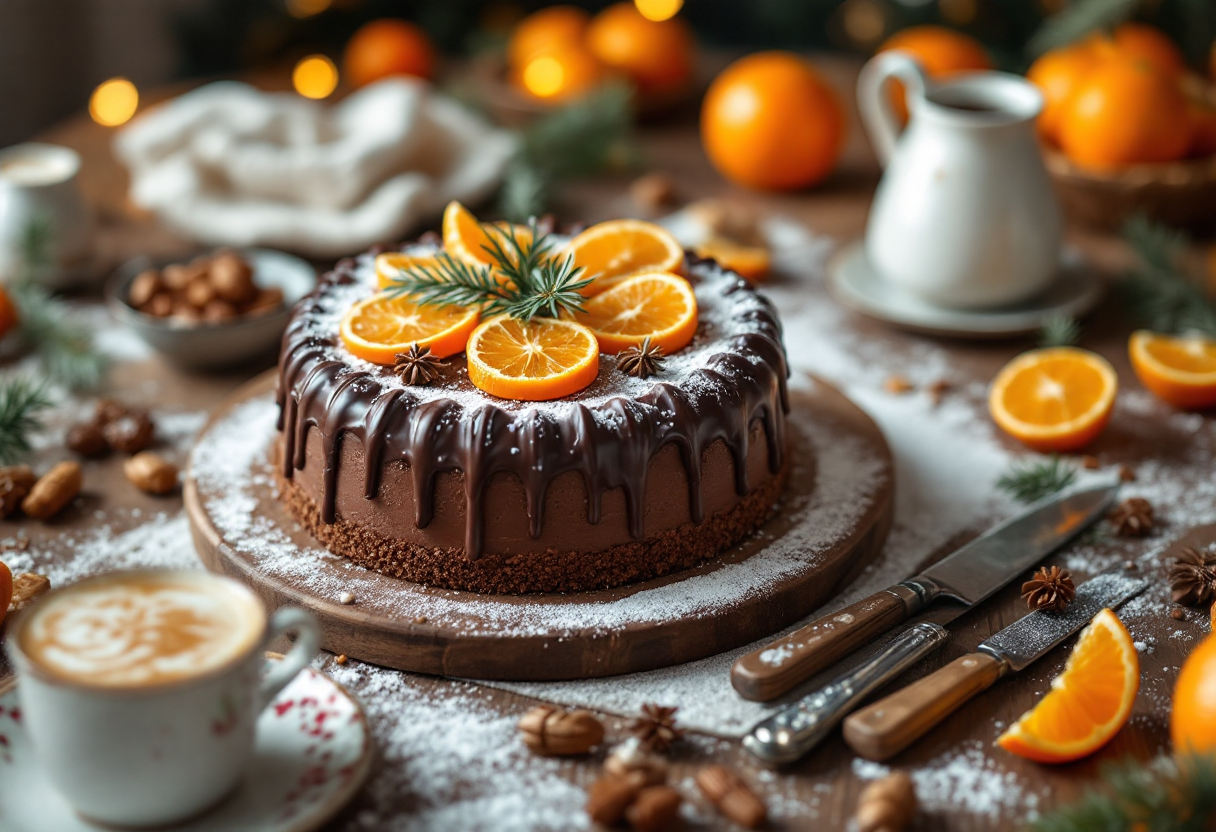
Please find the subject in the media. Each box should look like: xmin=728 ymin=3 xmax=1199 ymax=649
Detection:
xmin=2 ymin=61 xmax=1211 ymax=831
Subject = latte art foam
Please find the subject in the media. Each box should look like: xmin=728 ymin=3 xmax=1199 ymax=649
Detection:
xmin=20 ymin=573 xmax=264 ymax=688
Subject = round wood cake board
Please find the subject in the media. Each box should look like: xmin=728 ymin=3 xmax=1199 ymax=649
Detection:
xmin=185 ymin=371 xmax=894 ymax=681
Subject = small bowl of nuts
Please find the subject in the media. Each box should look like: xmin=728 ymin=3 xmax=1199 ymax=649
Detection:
xmin=107 ymin=248 xmax=315 ymax=370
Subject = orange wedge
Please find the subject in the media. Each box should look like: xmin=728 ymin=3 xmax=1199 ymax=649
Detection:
xmin=562 ymin=219 xmax=685 ymax=296
xmin=1128 ymin=330 xmax=1216 ymax=410
xmin=340 ymin=294 xmax=480 ymax=364
xmin=442 ymin=201 xmax=532 ymax=271
xmin=374 ymin=252 xmax=441 ymax=289
xmin=465 ymin=315 xmax=600 ymax=401
xmin=997 ymin=608 xmax=1139 ymax=764
xmin=0 ymin=560 xmax=11 ymax=626
xmin=575 ymin=272 xmax=698 ymax=355
xmin=989 ymin=347 xmax=1118 ymax=452
xmin=693 ymin=236 xmax=771 ymax=282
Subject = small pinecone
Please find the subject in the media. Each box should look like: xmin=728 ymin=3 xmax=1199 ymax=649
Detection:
xmin=1021 ymin=566 xmax=1076 ymax=612
xmin=1110 ymin=497 xmax=1154 ymax=537
xmin=629 ymin=704 xmax=683 ymax=754
xmin=1168 ymin=546 xmax=1216 ymax=607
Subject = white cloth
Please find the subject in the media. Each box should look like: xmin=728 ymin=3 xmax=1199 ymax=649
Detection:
xmin=115 ymin=79 xmax=516 ymax=257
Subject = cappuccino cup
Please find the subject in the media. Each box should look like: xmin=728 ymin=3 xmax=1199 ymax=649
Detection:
xmin=4 ymin=569 xmax=321 ymax=828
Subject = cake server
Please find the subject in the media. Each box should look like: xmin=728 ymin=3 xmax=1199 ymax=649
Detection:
xmin=843 ymin=571 xmax=1148 ymax=762
xmin=731 ymin=481 xmax=1120 ymax=702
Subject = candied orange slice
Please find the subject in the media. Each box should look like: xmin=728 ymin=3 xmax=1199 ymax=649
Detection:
xmin=340 ymin=294 xmax=480 ymax=364
xmin=442 ymin=201 xmax=532 ymax=271
xmin=693 ymin=236 xmax=771 ymax=282
xmin=374 ymin=252 xmax=441 ymax=289
xmin=575 ymin=272 xmax=698 ymax=355
xmin=1128 ymin=330 xmax=1216 ymax=410
xmin=562 ymin=219 xmax=685 ymax=295
xmin=465 ymin=315 xmax=599 ymax=401
xmin=988 ymin=347 xmax=1117 ymax=452
xmin=997 ymin=608 xmax=1139 ymax=763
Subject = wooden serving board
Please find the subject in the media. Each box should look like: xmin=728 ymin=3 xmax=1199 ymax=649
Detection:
xmin=185 ymin=372 xmax=894 ymax=681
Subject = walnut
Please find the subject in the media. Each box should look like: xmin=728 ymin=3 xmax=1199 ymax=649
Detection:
xmin=66 ymin=422 xmax=109 ymax=457
xmin=585 ymin=775 xmax=642 ymax=826
xmin=210 ymin=252 xmax=257 ymax=304
xmin=103 ymin=410 xmax=155 ymax=453
xmin=128 ymin=270 xmax=163 ymax=307
xmin=185 ymin=277 xmax=217 ymax=308
xmin=123 ymin=452 xmax=178 ymax=495
xmin=625 ymin=785 xmax=682 ymax=832
xmin=695 ymin=765 xmax=766 ymax=828
xmin=143 ymin=293 xmax=173 ymax=318
xmin=21 ymin=461 xmax=82 ymax=520
xmin=856 ymin=772 xmax=917 ymax=832
xmin=0 ymin=465 xmax=36 ymax=518
xmin=518 ymin=706 xmax=604 ymax=756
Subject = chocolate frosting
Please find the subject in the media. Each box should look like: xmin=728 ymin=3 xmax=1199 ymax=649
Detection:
xmin=276 ymin=250 xmax=789 ymax=561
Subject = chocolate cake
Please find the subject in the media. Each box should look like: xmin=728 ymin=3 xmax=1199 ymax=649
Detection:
xmin=275 ymin=243 xmax=791 ymax=594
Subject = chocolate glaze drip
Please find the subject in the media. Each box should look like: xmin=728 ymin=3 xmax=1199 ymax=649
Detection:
xmin=276 ymin=251 xmax=789 ymax=562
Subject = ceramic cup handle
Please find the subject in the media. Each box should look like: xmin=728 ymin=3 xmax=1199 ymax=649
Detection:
xmin=256 ymin=606 xmax=321 ymax=712
xmin=857 ymin=50 xmax=929 ymax=166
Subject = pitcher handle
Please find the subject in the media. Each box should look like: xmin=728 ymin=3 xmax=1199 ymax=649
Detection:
xmin=256 ymin=606 xmax=321 ymax=712
xmin=857 ymin=50 xmax=928 ymax=166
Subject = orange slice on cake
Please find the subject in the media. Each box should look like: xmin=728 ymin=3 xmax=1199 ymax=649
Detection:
xmin=465 ymin=315 xmax=599 ymax=401
xmin=340 ymin=294 xmax=480 ymax=363
xmin=1128 ymin=330 xmax=1216 ymax=410
xmin=562 ymin=219 xmax=685 ymax=295
xmin=693 ymin=236 xmax=771 ymax=282
xmin=575 ymin=272 xmax=698 ymax=355
xmin=374 ymin=252 xmax=441 ymax=289
xmin=442 ymin=201 xmax=533 ymax=271
xmin=997 ymin=608 xmax=1139 ymax=763
xmin=988 ymin=347 xmax=1118 ymax=452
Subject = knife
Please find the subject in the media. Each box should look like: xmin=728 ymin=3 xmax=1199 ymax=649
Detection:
xmin=731 ymin=481 xmax=1120 ymax=702
xmin=843 ymin=571 xmax=1149 ymax=762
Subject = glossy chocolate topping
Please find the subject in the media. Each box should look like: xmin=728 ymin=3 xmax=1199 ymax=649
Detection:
xmin=276 ymin=246 xmax=789 ymax=562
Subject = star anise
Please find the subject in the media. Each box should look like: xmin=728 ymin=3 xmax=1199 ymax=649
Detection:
xmin=1168 ymin=546 xmax=1216 ymax=606
xmin=629 ymin=703 xmax=683 ymax=754
xmin=392 ymin=344 xmax=446 ymax=386
xmin=617 ymin=337 xmax=666 ymax=380
xmin=1021 ymin=566 xmax=1076 ymax=612
xmin=1109 ymin=497 xmax=1155 ymax=537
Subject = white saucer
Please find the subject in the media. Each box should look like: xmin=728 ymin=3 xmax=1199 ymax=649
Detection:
xmin=826 ymin=241 xmax=1105 ymax=339
xmin=0 ymin=665 xmax=372 ymax=832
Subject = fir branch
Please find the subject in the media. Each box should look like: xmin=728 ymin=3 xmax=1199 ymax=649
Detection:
xmin=1038 ymin=312 xmax=1081 ymax=348
xmin=1028 ymin=0 xmax=1140 ymax=56
xmin=11 ymin=283 xmax=107 ymax=392
xmin=499 ymin=82 xmax=636 ymax=221
xmin=384 ymin=252 xmax=513 ymax=310
xmin=997 ymin=455 xmax=1077 ymax=504
xmin=15 ymin=214 xmax=53 ymax=288
xmin=0 ymin=377 xmax=51 ymax=465
xmin=1033 ymin=755 xmax=1216 ymax=832
xmin=1120 ymin=215 xmax=1216 ymax=337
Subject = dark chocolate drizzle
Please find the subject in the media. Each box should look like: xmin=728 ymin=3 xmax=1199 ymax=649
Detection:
xmin=276 ymin=250 xmax=789 ymax=562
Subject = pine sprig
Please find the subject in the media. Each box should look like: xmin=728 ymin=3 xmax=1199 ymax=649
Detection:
xmin=996 ymin=455 xmax=1077 ymax=504
xmin=1027 ymin=0 xmax=1140 ymax=56
xmin=1038 ymin=312 xmax=1081 ymax=348
xmin=1120 ymin=216 xmax=1216 ymax=337
xmin=12 ymin=283 xmax=107 ymax=392
xmin=1033 ymin=755 xmax=1216 ymax=832
xmin=385 ymin=218 xmax=593 ymax=321
xmin=0 ymin=377 xmax=51 ymax=465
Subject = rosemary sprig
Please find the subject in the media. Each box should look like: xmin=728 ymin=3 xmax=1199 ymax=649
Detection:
xmin=996 ymin=455 xmax=1077 ymax=504
xmin=1038 ymin=312 xmax=1081 ymax=348
xmin=1027 ymin=0 xmax=1140 ymax=56
xmin=1032 ymin=755 xmax=1216 ymax=832
xmin=1120 ymin=216 xmax=1216 ymax=337
xmin=385 ymin=218 xmax=593 ymax=321
xmin=0 ymin=377 xmax=51 ymax=465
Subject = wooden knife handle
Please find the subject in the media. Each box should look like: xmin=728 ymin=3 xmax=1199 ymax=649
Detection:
xmin=731 ymin=589 xmax=915 ymax=702
xmin=842 ymin=652 xmax=1005 ymax=762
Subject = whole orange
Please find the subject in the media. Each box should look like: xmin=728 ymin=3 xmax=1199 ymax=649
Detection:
xmin=1058 ymin=55 xmax=1192 ymax=170
xmin=507 ymin=5 xmax=590 ymax=70
xmin=343 ymin=19 xmax=435 ymax=87
xmin=1172 ymin=632 xmax=1216 ymax=755
xmin=878 ymin=26 xmax=993 ymax=122
xmin=701 ymin=51 xmax=845 ymax=191
xmin=1027 ymin=44 xmax=1101 ymax=143
xmin=586 ymin=2 xmax=693 ymax=102
xmin=0 ymin=285 xmax=19 ymax=341
xmin=512 ymin=44 xmax=604 ymax=102
xmin=1111 ymin=22 xmax=1185 ymax=78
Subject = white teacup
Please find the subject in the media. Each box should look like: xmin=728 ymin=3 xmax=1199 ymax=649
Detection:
xmin=857 ymin=52 xmax=1063 ymax=309
xmin=4 ymin=569 xmax=321 ymax=828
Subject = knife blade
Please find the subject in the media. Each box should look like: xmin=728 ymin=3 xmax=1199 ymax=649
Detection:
xmin=731 ymin=481 xmax=1120 ymax=702
xmin=843 ymin=571 xmax=1149 ymax=762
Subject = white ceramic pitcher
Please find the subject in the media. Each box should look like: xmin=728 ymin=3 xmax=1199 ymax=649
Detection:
xmin=857 ymin=52 xmax=1062 ymax=309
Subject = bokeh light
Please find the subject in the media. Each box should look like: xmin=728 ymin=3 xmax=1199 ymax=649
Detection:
xmin=285 ymin=0 xmax=331 ymax=17
xmin=841 ymin=0 xmax=887 ymax=46
xmin=634 ymin=0 xmax=683 ymax=22
xmin=89 ymin=77 xmax=139 ymax=127
xmin=522 ymin=55 xmax=566 ymax=98
xmin=293 ymin=55 xmax=339 ymax=99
